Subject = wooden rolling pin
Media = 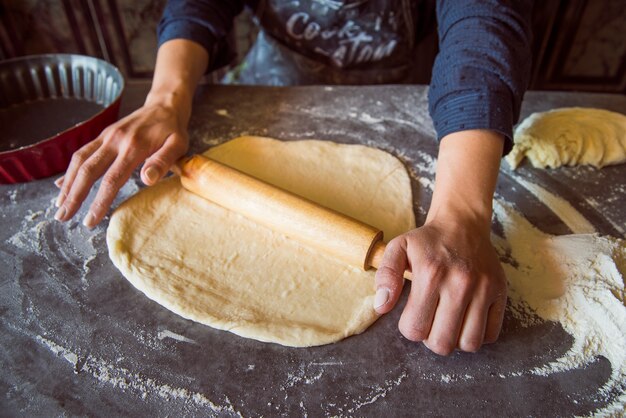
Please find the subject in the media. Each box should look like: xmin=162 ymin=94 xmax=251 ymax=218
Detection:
xmin=177 ymin=155 xmax=411 ymax=280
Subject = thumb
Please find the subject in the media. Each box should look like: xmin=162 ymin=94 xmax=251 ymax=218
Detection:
xmin=374 ymin=237 xmax=409 ymax=314
xmin=141 ymin=133 xmax=188 ymax=185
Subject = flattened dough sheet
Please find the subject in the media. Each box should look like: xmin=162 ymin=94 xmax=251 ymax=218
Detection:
xmin=107 ymin=136 xmax=416 ymax=347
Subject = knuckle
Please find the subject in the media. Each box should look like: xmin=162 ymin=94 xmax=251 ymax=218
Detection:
xmin=387 ymin=236 xmax=404 ymax=249
xmin=458 ymin=337 xmax=482 ymax=353
xmin=90 ymin=198 xmax=110 ymax=214
xmin=104 ymin=126 xmax=141 ymax=149
xmin=70 ymin=151 xmax=87 ymax=167
xmin=100 ymin=173 xmax=123 ymax=192
xmin=420 ymin=258 xmax=445 ymax=278
xmin=453 ymin=273 xmax=475 ymax=293
xmin=398 ymin=319 xmax=429 ymax=342
xmin=100 ymin=130 xmax=119 ymax=146
xmin=375 ymin=265 xmax=404 ymax=284
xmin=105 ymin=125 xmax=126 ymax=139
xmin=77 ymin=163 xmax=98 ymax=180
xmin=425 ymin=338 xmax=454 ymax=356
xmin=124 ymin=133 xmax=141 ymax=147
xmin=61 ymin=194 xmax=82 ymax=210
xmin=415 ymin=263 xmax=445 ymax=291
xmin=147 ymin=154 xmax=170 ymax=170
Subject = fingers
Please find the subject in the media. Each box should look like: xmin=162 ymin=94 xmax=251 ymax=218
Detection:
xmin=140 ymin=132 xmax=188 ymax=185
xmin=56 ymin=139 xmax=102 ymax=209
xmin=55 ymin=143 xmax=116 ymax=222
xmin=374 ymin=237 xmax=409 ymax=314
xmin=83 ymin=150 xmax=144 ymax=228
xmin=484 ymin=293 xmax=507 ymax=343
xmin=378 ymin=224 xmax=507 ymax=355
xmin=457 ymin=297 xmax=488 ymax=353
xmin=423 ymin=288 xmax=472 ymax=356
xmin=398 ymin=258 xmax=497 ymax=355
xmin=397 ymin=261 xmax=440 ymax=343
xmin=52 ymin=102 xmax=190 ymax=228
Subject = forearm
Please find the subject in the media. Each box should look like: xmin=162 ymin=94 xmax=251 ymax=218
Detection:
xmin=145 ymin=39 xmax=210 ymax=124
xmin=426 ymin=130 xmax=503 ymax=233
xmin=375 ymin=129 xmax=508 ymax=355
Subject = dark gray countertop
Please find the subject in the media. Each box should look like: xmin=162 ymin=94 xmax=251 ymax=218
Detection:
xmin=1 ymin=83 xmax=625 ymax=417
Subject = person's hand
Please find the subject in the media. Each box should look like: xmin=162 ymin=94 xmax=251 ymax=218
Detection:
xmin=373 ymin=129 xmax=508 ymax=355
xmin=54 ymin=99 xmax=189 ymax=228
xmin=54 ymin=38 xmax=209 ymax=228
xmin=374 ymin=217 xmax=507 ymax=355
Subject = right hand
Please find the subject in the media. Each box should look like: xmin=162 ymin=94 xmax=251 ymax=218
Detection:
xmin=54 ymin=98 xmax=189 ymax=228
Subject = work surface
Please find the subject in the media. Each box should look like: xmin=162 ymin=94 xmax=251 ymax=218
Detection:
xmin=1 ymin=84 xmax=625 ymax=416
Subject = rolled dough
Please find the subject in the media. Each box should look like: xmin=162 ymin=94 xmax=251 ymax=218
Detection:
xmin=107 ymin=136 xmax=416 ymax=347
xmin=506 ymin=107 xmax=626 ymax=169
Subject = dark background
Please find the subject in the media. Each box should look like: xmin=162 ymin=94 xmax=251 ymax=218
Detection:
xmin=1 ymin=0 xmax=625 ymax=92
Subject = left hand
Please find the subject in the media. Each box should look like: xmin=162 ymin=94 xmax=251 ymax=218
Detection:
xmin=374 ymin=129 xmax=508 ymax=355
xmin=374 ymin=216 xmax=507 ymax=355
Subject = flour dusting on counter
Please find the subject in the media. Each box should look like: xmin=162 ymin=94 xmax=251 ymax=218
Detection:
xmin=494 ymin=199 xmax=626 ymax=417
xmin=36 ymin=336 xmax=242 ymax=416
xmin=342 ymin=371 xmax=407 ymax=414
xmin=157 ymin=329 xmax=197 ymax=345
xmin=514 ymin=177 xmax=596 ymax=234
xmin=414 ymin=153 xmax=626 ymax=415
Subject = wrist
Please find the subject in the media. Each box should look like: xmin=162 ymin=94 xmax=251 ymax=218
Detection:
xmin=426 ymin=130 xmax=503 ymax=234
xmin=425 ymin=200 xmax=493 ymax=235
xmin=145 ymin=39 xmax=208 ymax=120
xmin=145 ymin=83 xmax=192 ymax=107
xmin=144 ymin=85 xmax=193 ymax=123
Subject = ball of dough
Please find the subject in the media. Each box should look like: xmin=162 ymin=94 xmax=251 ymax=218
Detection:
xmin=506 ymin=107 xmax=626 ymax=169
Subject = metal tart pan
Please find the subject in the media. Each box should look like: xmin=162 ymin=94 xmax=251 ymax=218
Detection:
xmin=0 ymin=54 xmax=124 ymax=183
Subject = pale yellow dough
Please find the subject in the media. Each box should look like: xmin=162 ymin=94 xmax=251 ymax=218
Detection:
xmin=107 ymin=136 xmax=415 ymax=347
xmin=506 ymin=107 xmax=626 ymax=169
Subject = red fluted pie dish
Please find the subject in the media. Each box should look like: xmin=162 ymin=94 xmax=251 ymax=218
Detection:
xmin=0 ymin=54 xmax=124 ymax=183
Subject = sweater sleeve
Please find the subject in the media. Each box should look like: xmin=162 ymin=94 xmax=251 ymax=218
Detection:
xmin=157 ymin=0 xmax=246 ymax=72
xmin=427 ymin=0 xmax=533 ymax=154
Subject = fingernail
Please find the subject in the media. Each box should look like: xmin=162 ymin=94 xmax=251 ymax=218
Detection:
xmin=54 ymin=206 xmax=67 ymax=221
xmin=54 ymin=177 xmax=63 ymax=188
xmin=145 ymin=166 xmax=159 ymax=183
xmin=374 ymin=288 xmax=390 ymax=309
xmin=55 ymin=191 xmax=65 ymax=208
xmin=83 ymin=212 xmax=95 ymax=228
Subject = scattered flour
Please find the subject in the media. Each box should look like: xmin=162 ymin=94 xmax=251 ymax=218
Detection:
xmin=156 ymin=330 xmax=197 ymax=345
xmin=26 ymin=210 xmax=44 ymax=221
xmin=281 ymin=364 xmax=325 ymax=390
xmin=36 ymin=336 xmax=241 ymax=416
xmin=359 ymin=112 xmax=383 ymax=124
xmin=514 ymin=177 xmax=596 ymax=234
xmin=341 ymin=371 xmax=407 ymax=414
xmin=417 ymin=151 xmax=626 ymax=415
xmin=438 ymin=373 xmax=475 ymax=384
xmin=584 ymin=195 xmax=626 ymax=237
xmin=215 ymin=109 xmax=232 ymax=118
xmin=494 ymin=199 xmax=626 ymax=417
xmin=12 ymin=144 xmax=624 ymax=415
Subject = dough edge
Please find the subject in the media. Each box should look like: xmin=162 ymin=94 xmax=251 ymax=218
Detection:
xmin=107 ymin=136 xmax=416 ymax=347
